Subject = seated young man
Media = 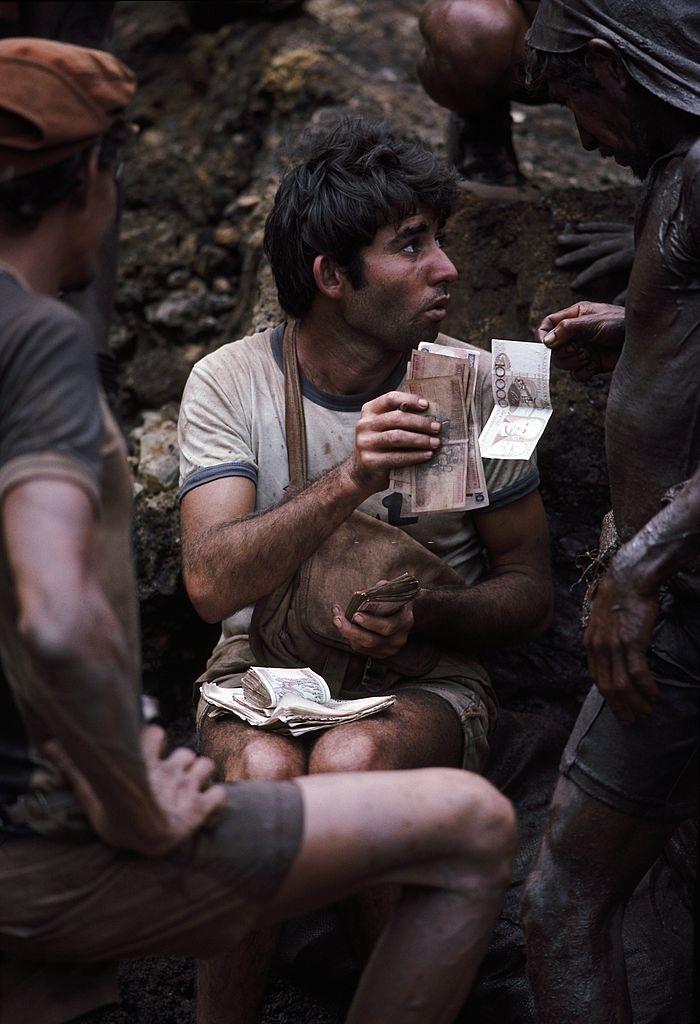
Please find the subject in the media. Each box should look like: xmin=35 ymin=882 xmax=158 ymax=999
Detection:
xmin=178 ymin=118 xmax=553 ymax=1019
xmin=0 ymin=41 xmax=517 ymax=1024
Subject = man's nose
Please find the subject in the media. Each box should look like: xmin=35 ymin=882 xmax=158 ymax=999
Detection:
xmin=429 ymin=244 xmax=459 ymax=285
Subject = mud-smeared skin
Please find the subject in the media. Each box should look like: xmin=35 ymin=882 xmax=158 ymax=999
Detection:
xmin=607 ymin=142 xmax=700 ymax=555
xmin=523 ymin=135 xmax=700 ymax=1024
xmin=523 ymin=777 xmax=676 ymax=1024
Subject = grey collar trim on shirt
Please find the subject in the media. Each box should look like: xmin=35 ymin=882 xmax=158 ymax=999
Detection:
xmin=269 ymin=322 xmax=406 ymax=412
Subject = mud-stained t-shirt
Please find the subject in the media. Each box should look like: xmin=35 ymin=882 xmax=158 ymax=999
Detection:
xmin=0 ymin=269 xmax=140 ymax=834
xmin=178 ymin=325 xmax=539 ymax=643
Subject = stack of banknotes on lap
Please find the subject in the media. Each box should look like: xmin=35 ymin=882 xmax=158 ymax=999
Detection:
xmin=200 ymin=666 xmax=395 ymax=736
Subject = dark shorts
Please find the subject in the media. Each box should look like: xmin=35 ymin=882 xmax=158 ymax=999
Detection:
xmin=0 ymin=780 xmax=303 ymax=1024
xmin=561 ymin=588 xmax=700 ymax=822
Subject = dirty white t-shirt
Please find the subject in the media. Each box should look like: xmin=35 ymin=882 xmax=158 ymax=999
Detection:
xmin=178 ymin=324 xmax=539 ymax=640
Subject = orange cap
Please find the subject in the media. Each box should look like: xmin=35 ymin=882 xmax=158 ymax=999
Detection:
xmin=0 ymin=37 xmax=136 ymax=177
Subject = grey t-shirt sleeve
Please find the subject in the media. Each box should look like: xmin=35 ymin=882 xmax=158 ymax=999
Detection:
xmin=0 ymin=297 xmax=103 ymax=502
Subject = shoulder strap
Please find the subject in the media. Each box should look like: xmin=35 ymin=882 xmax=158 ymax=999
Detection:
xmin=282 ymin=321 xmax=308 ymax=487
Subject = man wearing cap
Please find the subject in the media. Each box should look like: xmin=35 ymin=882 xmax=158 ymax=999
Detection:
xmin=0 ymin=37 xmax=518 ymax=1024
xmin=517 ymin=3 xmax=700 ymax=1022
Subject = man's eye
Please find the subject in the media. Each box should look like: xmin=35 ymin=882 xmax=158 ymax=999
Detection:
xmin=402 ymin=242 xmax=419 ymax=254
xmin=436 ymin=235 xmax=446 ymax=248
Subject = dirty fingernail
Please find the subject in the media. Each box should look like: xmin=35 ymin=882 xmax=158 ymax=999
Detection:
xmin=430 ymin=436 xmax=440 ymax=447
xmin=544 ymin=331 xmax=555 ymax=345
xmin=418 ymin=398 xmax=429 ymax=408
xmin=431 ymin=421 xmax=441 ymax=432
xmin=333 ymin=616 xmax=343 ymax=627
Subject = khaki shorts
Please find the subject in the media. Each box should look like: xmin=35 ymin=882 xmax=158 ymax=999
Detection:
xmin=0 ymin=781 xmax=303 ymax=1024
xmin=196 ymin=637 xmax=497 ymax=773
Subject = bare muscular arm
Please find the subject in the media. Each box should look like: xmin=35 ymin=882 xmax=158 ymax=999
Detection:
xmin=585 ymin=468 xmax=700 ymax=724
xmin=3 ymin=479 xmax=225 ymax=853
xmin=181 ymin=390 xmax=441 ymax=623
xmin=411 ymin=489 xmax=553 ymax=649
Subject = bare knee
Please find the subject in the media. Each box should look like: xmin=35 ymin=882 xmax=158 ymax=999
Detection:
xmin=523 ymin=822 xmax=618 ymax=948
xmin=308 ymin=729 xmax=388 ymax=774
xmin=463 ymin=778 xmax=517 ymax=879
xmin=237 ymin=740 xmax=305 ymax=781
xmin=418 ymin=0 xmax=526 ymax=110
xmin=424 ymin=769 xmax=517 ymax=880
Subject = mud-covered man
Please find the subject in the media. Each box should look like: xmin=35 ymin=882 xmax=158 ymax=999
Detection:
xmin=0 ymin=39 xmax=519 ymax=1024
xmin=519 ymin=3 xmax=700 ymax=1022
xmin=179 ymin=117 xmax=553 ymax=1021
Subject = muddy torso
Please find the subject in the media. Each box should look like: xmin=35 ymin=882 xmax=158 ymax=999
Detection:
xmin=606 ymin=140 xmax=700 ymax=549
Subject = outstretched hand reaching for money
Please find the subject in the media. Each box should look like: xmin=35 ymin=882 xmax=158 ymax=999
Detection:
xmin=537 ymin=301 xmax=625 ymax=382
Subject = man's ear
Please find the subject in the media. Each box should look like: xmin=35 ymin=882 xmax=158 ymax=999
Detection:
xmin=312 ymin=253 xmax=345 ymax=300
xmin=67 ymin=146 xmax=99 ymax=210
xmin=586 ymin=38 xmax=629 ymax=99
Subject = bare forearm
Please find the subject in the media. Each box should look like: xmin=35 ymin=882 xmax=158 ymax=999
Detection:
xmin=185 ymin=461 xmax=367 ymax=621
xmin=613 ymin=470 xmax=700 ymax=594
xmin=22 ymin=591 xmax=169 ymax=849
xmin=413 ymin=570 xmax=553 ymax=651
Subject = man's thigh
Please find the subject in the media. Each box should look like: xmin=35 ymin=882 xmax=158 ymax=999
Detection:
xmin=308 ymin=690 xmax=464 ymax=773
xmin=0 ymin=780 xmax=304 ymax=965
xmin=528 ymin=774 xmax=675 ymax=908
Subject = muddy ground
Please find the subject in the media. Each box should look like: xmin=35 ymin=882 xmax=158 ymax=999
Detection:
xmin=80 ymin=1 xmax=693 ymax=1021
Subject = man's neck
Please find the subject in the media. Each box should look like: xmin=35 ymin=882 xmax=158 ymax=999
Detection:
xmin=295 ymin=309 xmax=406 ymax=396
xmin=646 ymin=99 xmax=700 ymax=167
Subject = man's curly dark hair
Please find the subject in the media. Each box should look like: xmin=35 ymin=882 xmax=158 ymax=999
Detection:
xmin=264 ymin=118 xmax=458 ymax=319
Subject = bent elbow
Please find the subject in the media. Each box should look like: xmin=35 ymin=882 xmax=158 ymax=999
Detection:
xmin=184 ymin=571 xmax=226 ymax=624
xmin=18 ymin=602 xmax=90 ymax=670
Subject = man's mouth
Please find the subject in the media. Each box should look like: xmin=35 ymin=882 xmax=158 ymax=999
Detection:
xmin=419 ymin=294 xmax=450 ymax=320
xmin=597 ymin=144 xmax=629 ymax=167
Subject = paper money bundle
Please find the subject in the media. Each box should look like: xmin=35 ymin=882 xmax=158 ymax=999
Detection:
xmin=479 ymin=339 xmax=553 ymax=460
xmin=390 ymin=343 xmax=489 ymax=513
xmin=200 ymin=667 xmax=395 ymax=737
xmin=242 ymin=665 xmax=330 ymax=709
xmin=345 ymin=571 xmax=421 ymax=621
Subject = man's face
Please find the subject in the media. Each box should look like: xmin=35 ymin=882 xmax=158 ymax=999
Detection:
xmin=63 ymin=153 xmax=117 ymax=291
xmin=338 ymin=210 xmax=459 ymax=351
xmin=504 ymin=418 xmax=541 ymax=439
xmin=549 ymin=60 xmax=654 ymax=180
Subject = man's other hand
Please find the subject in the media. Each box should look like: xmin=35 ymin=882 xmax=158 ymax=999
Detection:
xmin=537 ymin=301 xmax=625 ymax=382
xmin=555 ymin=222 xmax=634 ymax=296
xmin=45 ymin=725 xmax=227 ymax=856
xmin=584 ymin=569 xmax=660 ymax=726
xmin=332 ymin=600 xmax=414 ymax=659
xmin=346 ymin=390 xmax=441 ymax=496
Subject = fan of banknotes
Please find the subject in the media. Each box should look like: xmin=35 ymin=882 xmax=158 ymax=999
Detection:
xmin=390 ymin=338 xmax=553 ymax=513
xmin=389 ymin=341 xmax=489 ymax=514
xmin=345 ymin=571 xmax=421 ymax=621
xmin=200 ymin=667 xmax=395 ymax=737
xmin=478 ymin=339 xmax=553 ymax=460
